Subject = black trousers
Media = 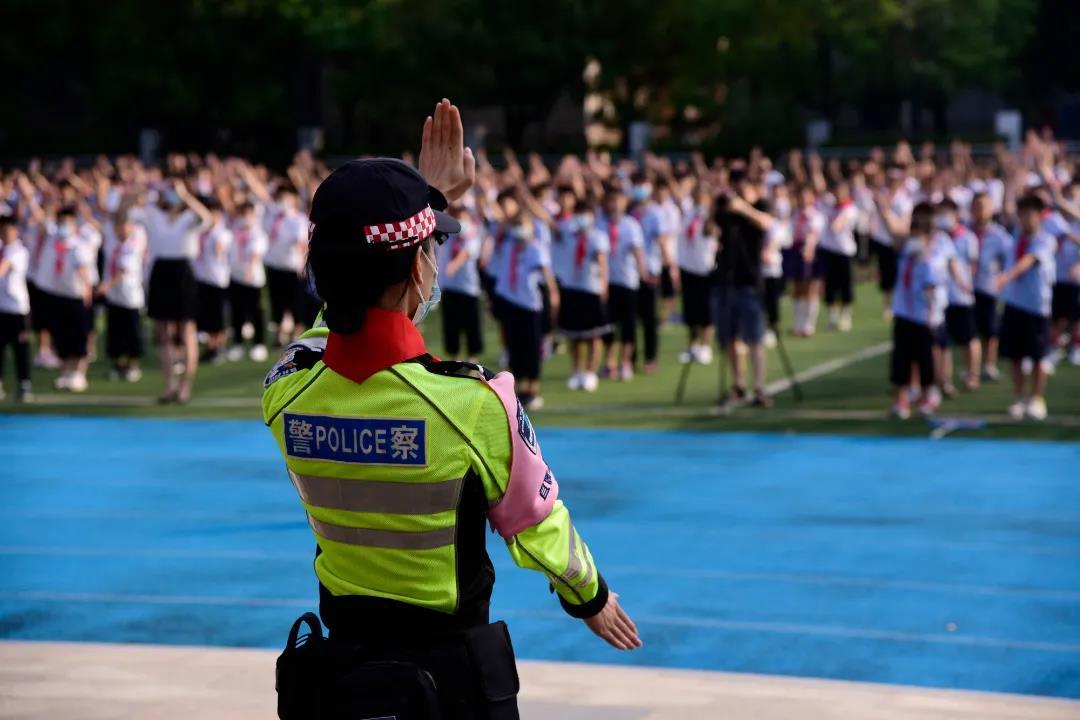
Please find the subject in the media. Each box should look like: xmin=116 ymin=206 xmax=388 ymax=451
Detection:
xmin=635 ymin=280 xmax=659 ymax=363
xmin=500 ymin=301 xmax=542 ymax=381
xmin=105 ymin=302 xmax=143 ymax=360
xmin=441 ymin=290 xmax=484 ymax=357
xmin=0 ymin=312 xmax=30 ymax=383
xmin=890 ymin=317 xmax=934 ymax=388
xmin=266 ymin=266 xmax=300 ymax=324
xmin=821 ymin=248 xmax=854 ymax=305
xmin=229 ymin=282 xmax=266 ymax=345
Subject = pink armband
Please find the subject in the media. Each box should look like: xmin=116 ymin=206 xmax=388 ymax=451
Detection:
xmin=484 ymin=372 xmax=558 ymax=539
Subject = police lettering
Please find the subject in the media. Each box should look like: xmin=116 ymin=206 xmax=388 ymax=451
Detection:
xmin=284 ymin=413 xmax=426 ymax=466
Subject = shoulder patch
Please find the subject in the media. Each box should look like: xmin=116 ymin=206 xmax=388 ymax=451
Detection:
xmin=283 ymin=412 xmax=426 ymax=466
xmin=516 ymin=401 xmax=538 ymax=455
xmin=420 ymin=358 xmax=496 ymax=381
xmin=264 ymin=338 xmax=325 ymax=388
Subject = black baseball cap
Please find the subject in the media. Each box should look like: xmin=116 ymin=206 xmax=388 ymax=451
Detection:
xmin=310 ymin=158 xmax=459 ymax=251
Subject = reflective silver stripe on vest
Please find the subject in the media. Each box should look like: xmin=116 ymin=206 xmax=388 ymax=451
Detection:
xmin=307 ymin=513 xmax=456 ymax=550
xmin=289 ymin=471 xmax=462 ymax=515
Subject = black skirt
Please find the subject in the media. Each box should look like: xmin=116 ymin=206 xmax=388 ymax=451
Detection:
xmin=148 ymin=258 xmax=198 ymax=322
xmin=558 ymin=288 xmax=610 ymax=339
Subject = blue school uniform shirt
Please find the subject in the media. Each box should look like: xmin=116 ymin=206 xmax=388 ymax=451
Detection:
xmin=1002 ymin=228 xmax=1056 ymax=317
xmin=436 ymin=222 xmax=483 ymax=297
xmin=892 ymin=239 xmax=945 ymax=327
xmin=599 ymin=213 xmax=645 ymax=290
xmin=493 ymin=237 xmax=547 ymax=312
xmin=632 ymin=203 xmax=673 ymax=278
xmin=973 ymin=222 xmax=1012 ymax=297
xmin=927 ymin=233 xmax=957 ymax=319
xmin=1054 ymin=221 xmax=1080 ymax=286
xmin=940 ymin=226 xmax=977 ymax=307
xmin=561 ymin=226 xmax=608 ymax=295
xmin=550 ymin=214 xmax=579 ymax=286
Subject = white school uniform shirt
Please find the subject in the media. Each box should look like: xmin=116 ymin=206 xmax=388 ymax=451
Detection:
xmin=761 ymin=220 xmax=790 ymax=280
xmin=600 ymin=213 xmax=645 ymax=290
xmin=820 ymin=200 xmax=859 ymax=257
xmin=1002 ymin=228 xmax=1056 ymax=318
xmin=938 ymin=226 xmax=977 ymax=307
xmin=947 ymin=186 xmax=974 ymax=224
xmin=972 ymin=223 xmax=1012 ymax=297
xmin=129 ymin=205 xmax=201 ymax=260
xmin=193 ymin=222 xmax=234 ymax=289
xmin=263 ymin=205 xmax=309 ymax=272
xmin=103 ymin=223 xmax=148 ymax=309
xmin=677 ymin=207 xmax=717 ymax=276
xmin=791 ymin=207 xmax=827 ymax=251
xmin=0 ymin=241 xmax=31 ymax=315
xmin=229 ymin=221 xmax=268 ymax=288
xmin=870 ymin=190 xmax=912 ymax=246
xmin=38 ymin=232 xmax=97 ymax=299
xmin=927 ymin=233 xmax=958 ymax=319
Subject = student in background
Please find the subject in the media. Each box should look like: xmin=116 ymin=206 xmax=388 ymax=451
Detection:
xmin=1046 ymin=182 xmax=1080 ymax=367
xmin=969 ymin=193 xmax=1012 ymax=381
xmin=787 ymin=185 xmax=826 ymax=337
xmin=935 ymin=199 xmax=981 ymax=391
xmin=889 ymin=203 xmax=944 ymax=419
xmin=492 ymin=209 xmax=558 ymax=409
xmin=676 ymin=187 xmax=717 ymax=363
xmin=631 ymin=175 xmax=675 ymax=373
xmin=40 ymin=207 xmax=96 ymax=393
xmin=996 ymin=194 xmax=1057 ymax=421
xmin=819 ymin=181 xmax=859 ymax=332
xmin=761 ymin=190 xmax=791 ymax=347
xmin=193 ymin=198 xmax=233 ymax=365
xmin=436 ymin=206 xmax=484 ymax=362
xmin=600 ymin=187 xmax=648 ymax=381
xmin=97 ymin=212 xmax=148 ymax=382
xmin=0 ymin=215 xmax=33 ymax=401
xmin=227 ymin=201 xmax=269 ymax=363
xmin=262 ymin=185 xmax=310 ymax=346
xmin=870 ymin=168 xmax=913 ymax=320
xmin=558 ymin=200 xmax=610 ymax=392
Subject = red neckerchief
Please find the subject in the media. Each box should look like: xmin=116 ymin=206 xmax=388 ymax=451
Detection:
xmin=53 ymin=238 xmax=70 ymax=278
xmin=1015 ymin=233 xmax=1029 ymax=263
xmin=834 ymin=199 xmax=853 ymax=216
xmin=235 ymin=226 xmax=249 ymax=253
xmin=574 ymin=230 xmax=588 ymax=270
xmin=973 ymin=224 xmax=986 ymax=251
xmin=607 ymin=219 xmax=619 ymax=254
xmin=794 ymin=211 xmax=808 ymax=246
xmin=323 ymin=308 xmax=429 ymax=386
xmin=686 ymin=213 xmax=700 ymax=243
xmin=509 ymin=240 xmax=522 ymax=290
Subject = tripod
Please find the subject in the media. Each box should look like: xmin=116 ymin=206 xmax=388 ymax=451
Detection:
xmin=674 ymin=323 xmax=802 ymax=404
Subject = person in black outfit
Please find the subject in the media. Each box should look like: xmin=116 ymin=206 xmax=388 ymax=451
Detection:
xmin=713 ymin=171 xmax=775 ymax=406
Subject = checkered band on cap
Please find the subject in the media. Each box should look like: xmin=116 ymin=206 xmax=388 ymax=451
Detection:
xmin=362 ymin=206 xmax=437 ymax=250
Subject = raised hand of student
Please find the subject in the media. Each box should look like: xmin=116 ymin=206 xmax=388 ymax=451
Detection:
xmin=419 ymin=99 xmax=475 ymax=203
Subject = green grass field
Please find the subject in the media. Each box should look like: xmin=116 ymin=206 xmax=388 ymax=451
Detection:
xmin=6 ymin=281 xmax=1080 ymax=441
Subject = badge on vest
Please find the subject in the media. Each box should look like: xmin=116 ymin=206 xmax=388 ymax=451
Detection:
xmin=516 ymin=401 xmax=538 ymax=455
xmin=284 ymin=413 xmax=427 ymax=466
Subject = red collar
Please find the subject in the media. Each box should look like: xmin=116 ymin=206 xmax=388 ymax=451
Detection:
xmin=323 ymin=308 xmax=429 ymax=385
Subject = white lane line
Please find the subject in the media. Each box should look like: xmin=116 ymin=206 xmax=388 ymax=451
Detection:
xmin=1 ymin=546 xmax=1075 ymax=601
xmin=763 ymin=340 xmax=893 ymax=397
xmin=4 ymin=590 xmax=1076 ymax=655
xmin=22 ymin=394 xmax=261 ymax=408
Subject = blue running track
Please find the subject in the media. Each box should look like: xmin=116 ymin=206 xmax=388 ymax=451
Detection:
xmin=1 ymin=416 xmax=1078 ymax=698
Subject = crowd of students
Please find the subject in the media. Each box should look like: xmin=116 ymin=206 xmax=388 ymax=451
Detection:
xmin=0 ymin=132 xmax=1078 ymax=419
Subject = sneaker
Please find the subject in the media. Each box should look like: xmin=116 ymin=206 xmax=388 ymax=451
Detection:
xmin=124 ymin=367 xmax=143 ymax=383
xmin=751 ymin=392 xmax=773 ymax=408
xmin=1026 ymin=396 xmax=1047 ymax=421
xmin=1071 ymin=346 xmax=1080 ymax=366
xmin=941 ymin=383 xmax=957 ymax=399
xmin=1007 ymin=399 xmax=1026 ymax=421
xmin=226 ymin=345 xmax=245 ymax=362
xmin=678 ymin=349 xmax=694 ymax=365
xmin=34 ymin=350 xmax=61 ymax=370
xmin=619 ymin=364 xmax=634 ymax=382
xmin=838 ymin=313 xmax=853 ymax=333
xmin=241 ymin=322 xmax=255 ymax=341
xmin=525 ymin=395 xmax=544 ymax=411
xmin=566 ymin=372 xmax=583 ymax=391
xmin=763 ymin=330 xmax=777 ymax=349
xmin=67 ymin=374 xmax=88 ymax=393
xmin=582 ymin=372 xmax=599 ymax=392
xmin=1040 ymin=357 xmax=1055 ymax=376
xmin=982 ymin=364 xmax=1001 ymax=382
xmin=250 ymin=344 xmax=269 ymax=363
xmin=54 ymin=373 xmax=72 ymax=391
xmin=694 ymin=345 xmax=713 ymax=365
xmin=891 ymin=400 xmax=911 ymax=420
xmin=16 ymin=382 xmax=34 ymax=403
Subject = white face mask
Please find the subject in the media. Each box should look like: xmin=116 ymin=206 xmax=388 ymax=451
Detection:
xmin=412 ymin=249 xmax=441 ymax=326
xmin=934 ymin=215 xmax=953 ymax=231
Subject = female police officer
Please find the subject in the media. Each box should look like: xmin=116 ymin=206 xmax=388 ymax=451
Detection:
xmin=263 ymin=100 xmax=640 ymax=719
